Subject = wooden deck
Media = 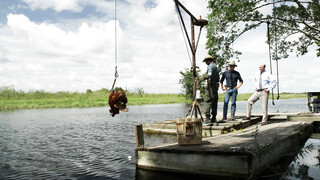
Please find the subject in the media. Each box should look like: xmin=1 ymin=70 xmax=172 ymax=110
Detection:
xmin=136 ymin=120 xmax=316 ymax=178
xmin=143 ymin=116 xmax=263 ymax=137
xmin=142 ymin=113 xmax=297 ymax=137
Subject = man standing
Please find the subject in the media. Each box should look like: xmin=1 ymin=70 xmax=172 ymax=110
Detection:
xmin=243 ymin=64 xmax=276 ymax=125
xmin=220 ymin=60 xmax=243 ymax=121
xmin=199 ymin=55 xmax=219 ymax=126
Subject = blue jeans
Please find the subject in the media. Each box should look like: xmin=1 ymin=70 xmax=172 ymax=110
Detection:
xmin=223 ymin=88 xmax=238 ymax=118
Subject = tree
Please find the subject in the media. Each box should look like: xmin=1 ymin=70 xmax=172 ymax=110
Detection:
xmin=317 ymin=41 xmax=320 ymax=57
xmin=86 ymin=89 xmax=92 ymax=93
xmin=206 ymin=0 xmax=320 ymax=67
xmin=135 ymin=87 xmax=145 ymax=97
xmin=179 ymin=68 xmax=206 ymax=100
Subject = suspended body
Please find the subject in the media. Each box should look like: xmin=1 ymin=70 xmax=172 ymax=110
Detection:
xmin=108 ymin=89 xmax=128 ymax=117
xmin=107 ymin=0 xmax=128 ymax=117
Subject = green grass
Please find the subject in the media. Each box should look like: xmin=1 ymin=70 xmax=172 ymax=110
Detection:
xmin=128 ymin=94 xmax=189 ymax=105
xmin=0 ymin=86 xmax=307 ymax=111
xmin=234 ymin=92 xmax=307 ymax=101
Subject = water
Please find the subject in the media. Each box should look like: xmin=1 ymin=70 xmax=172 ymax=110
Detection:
xmin=282 ymin=139 xmax=320 ymax=180
xmin=0 ymin=98 xmax=319 ymax=180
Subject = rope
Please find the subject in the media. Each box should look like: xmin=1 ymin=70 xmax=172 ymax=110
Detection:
xmin=273 ymin=1 xmax=280 ymax=100
xmin=267 ymin=23 xmax=273 ymax=75
xmin=111 ymin=0 xmax=118 ymax=91
xmin=267 ymin=22 xmax=275 ymax=105
xmin=276 ymin=59 xmax=280 ymax=100
xmin=175 ymin=8 xmax=192 ymax=66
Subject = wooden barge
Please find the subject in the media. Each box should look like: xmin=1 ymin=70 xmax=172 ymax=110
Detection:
xmin=135 ymin=113 xmax=319 ymax=178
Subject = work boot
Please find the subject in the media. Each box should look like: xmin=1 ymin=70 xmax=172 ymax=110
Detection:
xmin=218 ymin=117 xmax=226 ymax=123
xmin=211 ymin=116 xmax=217 ymax=123
xmin=261 ymin=121 xmax=268 ymax=126
xmin=203 ymin=115 xmax=213 ymax=126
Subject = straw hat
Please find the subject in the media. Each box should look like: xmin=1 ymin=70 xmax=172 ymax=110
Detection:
xmin=229 ymin=60 xmax=237 ymax=66
xmin=202 ymin=55 xmax=214 ymax=62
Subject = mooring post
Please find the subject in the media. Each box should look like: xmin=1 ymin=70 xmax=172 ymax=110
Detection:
xmin=134 ymin=124 xmax=144 ymax=148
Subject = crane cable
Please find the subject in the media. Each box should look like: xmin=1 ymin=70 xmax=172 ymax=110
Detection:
xmin=175 ymin=7 xmax=192 ymax=66
xmin=111 ymin=0 xmax=119 ymax=91
xmin=267 ymin=1 xmax=281 ymax=106
xmin=267 ymin=22 xmax=275 ymax=106
xmin=273 ymin=1 xmax=280 ymax=100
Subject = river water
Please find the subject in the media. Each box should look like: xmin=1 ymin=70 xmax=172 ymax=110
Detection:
xmin=0 ymin=98 xmax=319 ymax=180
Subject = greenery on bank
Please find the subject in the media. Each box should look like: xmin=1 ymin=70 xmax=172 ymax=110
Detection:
xmin=234 ymin=92 xmax=307 ymax=102
xmin=0 ymin=86 xmax=189 ymax=111
xmin=0 ymin=86 xmax=307 ymax=111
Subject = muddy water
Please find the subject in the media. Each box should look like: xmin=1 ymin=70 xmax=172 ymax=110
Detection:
xmin=0 ymin=99 xmax=319 ymax=179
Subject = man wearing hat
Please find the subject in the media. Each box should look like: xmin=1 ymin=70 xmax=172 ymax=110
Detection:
xmin=199 ymin=55 xmax=220 ymax=126
xmin=220 ymin=60 xmax=243 ymax=121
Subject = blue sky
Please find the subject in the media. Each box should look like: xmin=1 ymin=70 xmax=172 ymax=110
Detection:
xmin=0 ymin=0 xmax=103 ymax=24
xmin=0 ymin=0 xmax=319 ymax=94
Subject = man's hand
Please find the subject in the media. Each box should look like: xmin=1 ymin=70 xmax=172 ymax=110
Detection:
xmin=220 ymin=83 xmax=225 ymax=91
xmin=236 ymin=82 xmax=243 ymax=90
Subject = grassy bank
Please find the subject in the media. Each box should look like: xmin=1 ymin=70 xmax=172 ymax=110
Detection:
xmin=0 ymin=87 xmax=190 ymax=110
xmin=0 ymin=86 xmax=307 ymax=111
xmin=233 ymin=92 xmax=307 ymax=101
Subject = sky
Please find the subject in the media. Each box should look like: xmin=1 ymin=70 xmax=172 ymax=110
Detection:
xmin=0 ymin=0 xmax=319 ymax=94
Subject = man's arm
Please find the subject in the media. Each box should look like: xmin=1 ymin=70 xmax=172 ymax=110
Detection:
xmin=267 ymin=74 xmax=276 ymax=92
xmin=220 ymin=72 xmax=226 ymax=91
xmin=236 ymin=72 xmax=243 ymax=90
xmin=199 ymin=74 xmax=209 ymax=83
xmin=235 ymin=82 xmax=243 ymax=90
xmin=264 ymin=73 xmax=276 ymax=93
xmin=220 ymin=82 xmax=225 ymax=91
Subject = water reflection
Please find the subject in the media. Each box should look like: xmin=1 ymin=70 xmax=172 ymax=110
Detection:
xmin=0 ymin=99 xmax=318 ymax=180
xmin=281 ymin=138 xmax=320 ymax=180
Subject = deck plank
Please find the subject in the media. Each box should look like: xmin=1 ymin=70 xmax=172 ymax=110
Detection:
xmin=144 ymin=121 xmax=312 ymax=153
xmin=142 ymin=116 xmax=262 ymax=137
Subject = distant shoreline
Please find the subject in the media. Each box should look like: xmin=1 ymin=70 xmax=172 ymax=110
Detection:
xmin=0 ymin=87 xmax=307 ymax=111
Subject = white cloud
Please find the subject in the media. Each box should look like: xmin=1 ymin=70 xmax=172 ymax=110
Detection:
xmin=22 ymin=0 xmax=83 ymax=12
xmin=0 ymin=0 xmax=319 ymax=94
xmin=107 ymin=0 xmax=210 ymax=93
xmin=1 ymin=13 xmax=118 ymax=92
xmin=20 ymin=0 xmax=116 ymax=14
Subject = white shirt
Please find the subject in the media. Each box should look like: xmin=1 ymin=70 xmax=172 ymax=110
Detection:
xmin=254 ymin=70 xmax=276 ymax=91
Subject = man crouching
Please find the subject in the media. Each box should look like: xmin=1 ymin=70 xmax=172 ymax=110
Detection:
xmin=108 ymin=88 xmax=128 ymax=117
